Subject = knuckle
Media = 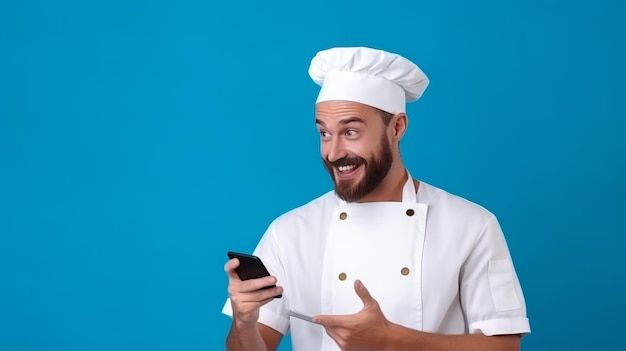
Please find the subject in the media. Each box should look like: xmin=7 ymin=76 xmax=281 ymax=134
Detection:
xmin=227 ymin=283 xmax=240 ymax=296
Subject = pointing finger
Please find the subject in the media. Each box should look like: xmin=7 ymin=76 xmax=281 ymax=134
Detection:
xmin=354 ymin=280 xmax=376 ymax=306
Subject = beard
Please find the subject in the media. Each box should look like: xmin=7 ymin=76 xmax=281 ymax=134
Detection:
xmin=322 ymin=133 xmax=393 ymax=203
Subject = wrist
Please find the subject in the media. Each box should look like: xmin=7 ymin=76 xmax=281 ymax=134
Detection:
xmin=381 ymin=321 xmax=401 ymax=351
xmin=383 ymin=322 xmax=425 ymax=351
xmin=233 ymin=315 xmax=260 ymax=330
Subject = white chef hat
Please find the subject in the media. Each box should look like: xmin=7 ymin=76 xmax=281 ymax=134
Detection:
xmin=308 ymin=46 xmax=429 ymax=114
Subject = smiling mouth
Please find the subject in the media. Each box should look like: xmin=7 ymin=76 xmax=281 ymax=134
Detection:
xmin=323 ymin=156 xmax=366 ymax=180
xmin=335 ymin=162 xmax=363 ymax=179
xmin=338 ymin=164 xmax=357 ymax=172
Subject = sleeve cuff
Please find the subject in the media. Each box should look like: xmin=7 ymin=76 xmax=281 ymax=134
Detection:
xmin=221 ymin=298 xmax=290 ymax=336
xmin=258 ymin=309 xmax=290 ymax=335
xmin=469 ymin=317 xmax=531 ymax=337
xmin=221 ymin=299 xmax=233 ymax=317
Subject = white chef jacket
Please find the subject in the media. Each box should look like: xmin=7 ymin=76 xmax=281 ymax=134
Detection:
xmin=222 ymin=179 xmax=530 ymax=350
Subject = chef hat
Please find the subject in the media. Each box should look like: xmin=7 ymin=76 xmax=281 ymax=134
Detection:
xmin=308 ymin=46 xmax=429 ymax=114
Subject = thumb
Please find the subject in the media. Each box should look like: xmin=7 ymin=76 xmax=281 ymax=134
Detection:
xmin=354 ymin=279 xmax=376 ymax=306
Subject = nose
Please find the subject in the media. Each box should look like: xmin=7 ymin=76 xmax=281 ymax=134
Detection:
xmin=325 ymin=137 xmax=347 ymax=163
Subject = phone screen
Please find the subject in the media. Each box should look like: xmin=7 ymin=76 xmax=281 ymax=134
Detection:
xmin=227 ymin=251 xmax=282 ymax=298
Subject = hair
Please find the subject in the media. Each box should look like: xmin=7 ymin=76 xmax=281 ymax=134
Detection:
xmin=377 ymin=108 xmax=395 ymax=126
xmin=376 ymin=108 xmax=402 ymax=148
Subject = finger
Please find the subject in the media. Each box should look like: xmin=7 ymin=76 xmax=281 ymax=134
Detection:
xmin=258 ymin=285 xmax=283 ymax=301
xmin=224 ymin=258 xmax=242 ymax=280
xmin=241 ymin=275 xmax=279 ymax=292
xmin=312 ymin=313 xmax=351 ymax=327
xmin=354 ymin=279 xmax=376 ymax=306
xmin=230 ymin=290 xmax=280 ymax=319
xmin=311 ymin=314 xmax=327 ymax=325
xmin=233 ymin=284 xmax=283 ymax=302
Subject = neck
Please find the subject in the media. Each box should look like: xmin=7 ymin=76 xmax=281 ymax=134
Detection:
xmin=356 ymin=162 xmax=408 ymax=203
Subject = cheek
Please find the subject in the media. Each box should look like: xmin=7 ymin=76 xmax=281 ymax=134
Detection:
xmin=353 ymin=139 xmax=379 ymax=158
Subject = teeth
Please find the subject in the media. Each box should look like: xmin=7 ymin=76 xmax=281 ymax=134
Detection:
xmin=338 ymin=165 xmax=356 ymax=172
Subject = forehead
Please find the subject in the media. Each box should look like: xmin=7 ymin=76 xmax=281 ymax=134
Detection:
xmin=315 ymin=101 xmax=382 ymax=125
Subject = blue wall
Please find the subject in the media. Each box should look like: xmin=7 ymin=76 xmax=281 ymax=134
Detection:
xmin=1 ymin=1 xmax=624 ymax=350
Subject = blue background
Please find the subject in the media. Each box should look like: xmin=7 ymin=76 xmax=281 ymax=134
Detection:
xmin=1 ymin=0 xmax=624 ymax=350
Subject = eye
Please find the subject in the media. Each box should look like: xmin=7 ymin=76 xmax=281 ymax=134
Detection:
xmin=319 ymin=130 xmax=330 ymax=139
xmin=345 ymin=129 xmax=358 ymax=137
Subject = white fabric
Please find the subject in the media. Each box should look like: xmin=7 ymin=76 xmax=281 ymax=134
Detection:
xmin=308 ymin=47 xmax=429 ymax=113
xmin=222 ymin=176 xmax=530 ymax=350
xmin=319 ymin=173 xmax=426 ymax=351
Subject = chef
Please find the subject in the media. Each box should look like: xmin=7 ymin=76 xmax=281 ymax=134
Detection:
xmin=223 ymin=46 xmax=531 ymax=351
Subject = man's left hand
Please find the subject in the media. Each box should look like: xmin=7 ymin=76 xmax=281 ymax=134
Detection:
xmin=313 ymin=280 xmax=392 ymax=351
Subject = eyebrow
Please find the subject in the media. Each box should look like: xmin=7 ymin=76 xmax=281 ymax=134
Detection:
xmin=315 ymin=117 xmax=367 ymax=126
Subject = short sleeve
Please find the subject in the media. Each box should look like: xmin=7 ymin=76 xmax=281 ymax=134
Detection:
xmin=460 ymin=215 xmax=531 ymax=336
xmin=221 ymin=222 xmax=291 ymax=335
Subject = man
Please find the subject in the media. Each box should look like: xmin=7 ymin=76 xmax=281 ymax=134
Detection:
xmin=223 ymin=46 xmax=530 ymax=351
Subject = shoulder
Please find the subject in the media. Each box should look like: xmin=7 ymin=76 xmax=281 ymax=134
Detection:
xmin=417 ymin=181 xmax=496 ymax=224
xmin=270 ymin=190 xmax=338 ymax=228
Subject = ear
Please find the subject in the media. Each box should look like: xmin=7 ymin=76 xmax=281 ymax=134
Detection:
xmin=390 ymin=113 xmax=408 ymax=142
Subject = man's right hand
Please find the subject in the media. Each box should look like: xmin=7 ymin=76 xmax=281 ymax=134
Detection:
xmin=224 ymin=258 xmax=284 ymax=325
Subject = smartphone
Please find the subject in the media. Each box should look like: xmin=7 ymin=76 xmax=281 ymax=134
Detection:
xmin=227 ymin=251 xmax=282 ymax=298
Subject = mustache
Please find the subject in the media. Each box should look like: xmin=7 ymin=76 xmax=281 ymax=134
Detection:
xmin=324 ymin=156 xmax=366 ymax=168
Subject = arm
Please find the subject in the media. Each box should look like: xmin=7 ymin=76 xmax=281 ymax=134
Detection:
xmin=314 ymin=280 xmax=521 ymax=351
xmin=224 ymin=258 xmax=284 ymax=351
xmin=226 ymin=321 xmax=283 ymax=351
xmin=389 ymin=215 xmax=526 ymax=350
xmin=384 ymin=324 xmax=520 ymax=351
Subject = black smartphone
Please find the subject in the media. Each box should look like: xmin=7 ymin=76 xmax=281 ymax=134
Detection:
xmin=227 ymin=251 xmax=282 ymax=298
